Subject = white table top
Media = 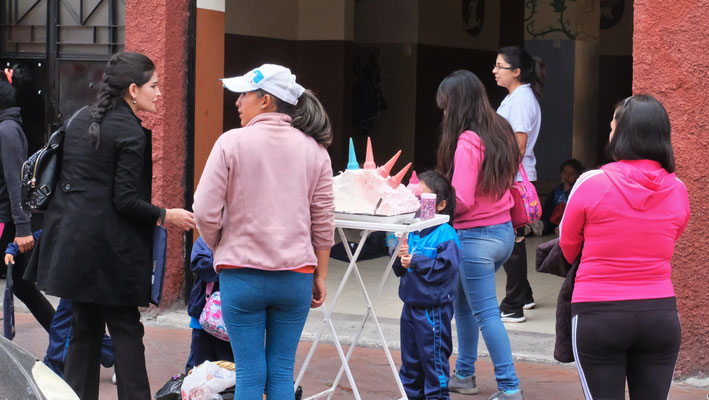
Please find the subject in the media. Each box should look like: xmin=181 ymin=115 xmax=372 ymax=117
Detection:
xmin=334 ymin=214 xmax=449 ymax=232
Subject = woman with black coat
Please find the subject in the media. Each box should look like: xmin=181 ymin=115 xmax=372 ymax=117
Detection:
xmin=26 ymin=52 xmax=195 ymax=399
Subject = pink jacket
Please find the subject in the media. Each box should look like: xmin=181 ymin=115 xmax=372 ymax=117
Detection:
xmin=452 ymin=131 xmax=514 ymax=230
xmin=193 ymin=113 xmax=335 ymax=272
xmin=560 ymin=160 xmax=690 ymax=303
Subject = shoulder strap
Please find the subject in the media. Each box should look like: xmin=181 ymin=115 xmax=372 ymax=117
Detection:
xmin=65 ymin=106 xmax=87 ymax=129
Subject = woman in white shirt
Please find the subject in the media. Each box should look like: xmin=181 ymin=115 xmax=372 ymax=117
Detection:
xmin=493 ymin=46 xmax=545 ymax=323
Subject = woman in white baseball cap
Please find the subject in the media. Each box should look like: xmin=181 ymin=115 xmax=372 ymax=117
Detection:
xmin=193 ymin=64 xmax=335 ymax=399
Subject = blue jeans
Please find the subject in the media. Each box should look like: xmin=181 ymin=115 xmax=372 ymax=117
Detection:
xmin=454 ymin=222 xmax=520 ymax=391
xmin=220 ymin=268 xmax=312 ymax=400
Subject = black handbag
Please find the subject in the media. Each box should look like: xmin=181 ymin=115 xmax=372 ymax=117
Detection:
xmin=21 ymin=106 xmax=85 ymax=212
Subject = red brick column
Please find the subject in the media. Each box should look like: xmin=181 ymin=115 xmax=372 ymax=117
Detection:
xmin=125 ymin=0 xmax=190 ymax=307
xmin=634 ymin=0 xmax=709 ymax=378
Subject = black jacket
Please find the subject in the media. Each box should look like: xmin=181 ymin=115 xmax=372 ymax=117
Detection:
xmin=0 ymin=107 xmax=31 ymax=236
xmin=535 ymin=238 xmax=580 ymax=363
xmin=25 ymin=101 xmax=161 ymax=306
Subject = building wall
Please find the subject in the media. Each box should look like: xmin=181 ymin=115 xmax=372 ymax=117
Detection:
xmin=223 ymin=0 xmax=506 ymax=174
xmin=125 ymin=0 xmax=190 ymax=307
xmin=413 ymin=0 xmax=505 ymax=171
xmin=633 ymin=0 xmax=709 ymax=379
xmin=223 ymin=0 xmax=352 ymax=171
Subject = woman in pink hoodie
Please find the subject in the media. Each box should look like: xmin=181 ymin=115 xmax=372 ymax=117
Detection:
xmin=560 ymin=95 xmax=690 ymax=400
xmin=193 ymin=64 xmax=335 ymax=399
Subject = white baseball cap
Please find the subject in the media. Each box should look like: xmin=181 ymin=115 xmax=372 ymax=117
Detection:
xmin=221 ymin=64 xmax=305 ymax=105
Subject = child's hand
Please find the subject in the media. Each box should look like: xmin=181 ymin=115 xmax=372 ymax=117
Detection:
xmin=400 ymin=254 xmax=412 ymax=269
xmin=4 ymin=253 xmax=14 ymax=266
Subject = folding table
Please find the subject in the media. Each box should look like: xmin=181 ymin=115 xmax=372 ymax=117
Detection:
xmin=295 ymin=214 xmax=450 ymax=400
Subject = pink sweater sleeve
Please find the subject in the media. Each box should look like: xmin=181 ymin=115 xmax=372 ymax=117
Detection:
xmin=452 ymin=132 xmax=482 ymax=218
xmin=310 ymin=152 xmax=335 ymax=250
xmin=193 ymin=137 xmax=229 ymax=250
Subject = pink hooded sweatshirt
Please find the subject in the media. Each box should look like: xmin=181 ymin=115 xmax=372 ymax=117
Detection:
xmin=193 ymin=113 xmax=335 ymax=272
xmin=451 ymin=131 xmax=514 ymax=230
xmin=560 ymin=160 xmax=690 ymax=303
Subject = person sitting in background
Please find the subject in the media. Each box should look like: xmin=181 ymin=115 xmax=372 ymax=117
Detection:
xmin=541 ymin=159 xmax=584 ymax=236
xmin=185 ymin=236 xmax=234 ymax=373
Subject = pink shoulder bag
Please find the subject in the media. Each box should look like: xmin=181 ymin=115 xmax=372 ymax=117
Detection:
xmin=510 ymin=164 xmax=542 ymax=229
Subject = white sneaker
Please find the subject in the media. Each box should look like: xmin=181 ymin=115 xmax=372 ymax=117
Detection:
xmin=523 ymin=302 xmax=536 ymax=310
xmin=112 ymin=367 xmax=117 ymax=385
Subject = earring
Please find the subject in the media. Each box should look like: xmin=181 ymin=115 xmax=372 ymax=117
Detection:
xmin=132 ymin=98 xmax=137 ymax=104
xmin=261 ymin=105 xmax=265 ymax=108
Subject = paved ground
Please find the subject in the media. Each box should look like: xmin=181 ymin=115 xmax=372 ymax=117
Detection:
xmin=12 ymin=312 xmax=707 ymax=400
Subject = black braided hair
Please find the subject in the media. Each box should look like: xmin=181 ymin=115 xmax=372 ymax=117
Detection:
xmin=89 ymin=52 xmax=155 ymax=149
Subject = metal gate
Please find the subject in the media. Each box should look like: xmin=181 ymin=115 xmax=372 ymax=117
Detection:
xmin=1 ymin=0 xmax=125 ymax=152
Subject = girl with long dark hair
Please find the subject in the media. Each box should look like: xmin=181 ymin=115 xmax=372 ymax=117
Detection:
xmin=494 ymin=46 xmax=546 ymax=323
xmin=436 ymin=70 xmax=524 ymax=400
xmin=27 ymin=52 xmax=195 ymax=399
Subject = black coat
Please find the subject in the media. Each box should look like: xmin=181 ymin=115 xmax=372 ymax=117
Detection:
xmin=535 ymin=238 xmax=580 ymax=363
xmin=25 ymin=101 xmax=161 ymax=306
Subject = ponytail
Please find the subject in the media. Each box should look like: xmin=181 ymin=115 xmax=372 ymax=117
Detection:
xmin=89 ymin=52 xmax=155 ymax=149
xmin=290 ymin=90 xmax=332 ymax=148
xmin=531 ymin=56 xmax=546 ymax=102
xmin=257 ymin=88 xmax=333 ymax=148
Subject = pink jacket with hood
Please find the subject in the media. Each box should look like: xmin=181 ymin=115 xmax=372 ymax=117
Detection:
xmin=560 ymin=159 xmax=690 ymax=303
xmin=193 ymin=113 xmax=335 ymax=272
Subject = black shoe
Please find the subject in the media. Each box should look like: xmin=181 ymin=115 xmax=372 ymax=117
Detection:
xmin=500 ymin=310 xmax=526 ymax=323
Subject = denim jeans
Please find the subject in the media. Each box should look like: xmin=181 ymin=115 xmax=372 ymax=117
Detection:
xmin=454 ymin=222 xmax=520 ymax=391
xmin=220 ymin=268 xmax=312 ymax=400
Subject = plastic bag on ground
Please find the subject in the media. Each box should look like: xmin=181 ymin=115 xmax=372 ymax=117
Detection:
xmin=154 ymin=373 xmax=185 ymax=400
xmin=181 ymin=361 xmax=235 ymax=400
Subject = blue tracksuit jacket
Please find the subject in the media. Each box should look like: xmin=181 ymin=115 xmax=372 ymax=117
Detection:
xmin=185 ymin=236 xmax=232 ymax=372
xmin=393 ymin=223 xmax=461 ymax=400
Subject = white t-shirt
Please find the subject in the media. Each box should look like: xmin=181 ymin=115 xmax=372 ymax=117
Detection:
xmin=497 ymin=84 xmax=541 ymax=181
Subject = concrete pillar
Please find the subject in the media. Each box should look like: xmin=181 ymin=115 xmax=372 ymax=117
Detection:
xmin=125 ymin=0 xmax=190 ymax=307
xmin=634 ymin=0 xmax=709 ymax=379
xmin=571 ymin=0 xmax=600 ymax=169
xmin=194 ymin=0 xmax=225 ymax=189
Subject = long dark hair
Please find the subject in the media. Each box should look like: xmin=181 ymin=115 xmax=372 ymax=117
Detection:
xmin=418 ymin=170 xmax=457 ymax=225
xmin=255 ymin=89 xmax=333 ymax=148
xmin=498 ymin=46 xmax=545 ymax=101
xmin=89 ymin=52 xmax=155 ymax=149
xmin=435 ymin=70 xmax=518 ymax=199
xmin=609 ymin=95 xmax=675 ymax=173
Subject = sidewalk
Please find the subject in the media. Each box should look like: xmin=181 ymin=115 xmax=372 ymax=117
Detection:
xmin=11 ymin=312 xmax=707 ymax=400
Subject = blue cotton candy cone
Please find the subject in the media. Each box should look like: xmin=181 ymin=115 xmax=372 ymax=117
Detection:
xmin=347 ymin=138 xmax=360 ymax=170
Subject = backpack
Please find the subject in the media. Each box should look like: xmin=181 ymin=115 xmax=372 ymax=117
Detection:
xmin=21 ymin=107 xmax=85 ymax=212
xmin=510 ymin=164 xmax=542 ymax=229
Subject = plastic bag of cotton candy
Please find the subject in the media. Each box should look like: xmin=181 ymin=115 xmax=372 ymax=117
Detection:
xmin=181 ymin=361 xmax=235 ymax=400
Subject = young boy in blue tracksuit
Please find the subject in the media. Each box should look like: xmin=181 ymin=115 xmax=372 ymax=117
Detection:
xmin=393 ymin=171 xmax=461 ymax=400
xmin=185 ymin=236 xmax=233 ymax=373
